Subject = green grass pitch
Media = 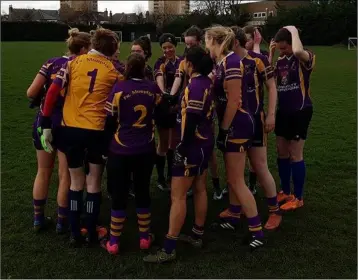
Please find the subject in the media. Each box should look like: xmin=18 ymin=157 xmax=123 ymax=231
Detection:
xmin=1 ymin=42 xmax=357 ymax=278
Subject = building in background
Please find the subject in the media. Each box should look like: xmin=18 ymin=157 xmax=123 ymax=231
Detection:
xmin=60 ymin=0 xmax=98 ymax=13
xmin=240 ymin=0 xmax=310 ymax=26
xmin=149 ymin=0 xmax=189 ymax=15
xmin=7 ymin=5 xmax=60 ymax=22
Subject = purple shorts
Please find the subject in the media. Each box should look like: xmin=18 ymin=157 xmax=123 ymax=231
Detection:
xmin=32 ymin=112 xmax=64 ymax=152
xmin=225 ymin=111 xmax=254 ymax=153
xmin=172 ymin=144 xmax=214 ymax=177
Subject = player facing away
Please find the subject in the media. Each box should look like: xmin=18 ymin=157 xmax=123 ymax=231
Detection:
xmin=218 ymin=27 xmax=282 ymax=230
xmin=205 ymin=26 xmax=264 ymax=250
xmin=131 ymin=36 xmax=154 ymax=81
xmin=38 ymin=28 xmax=123 ymax=246
xmin=153 ymin=34 xmax=182 ymax=191
xmin=272 ymin=26 xmax=315 ymax=211
xmin=27 ymin=28 xmax=91 ymax=234
xmin=170 ymin=25 xmax=223 ymax=200
xmin=102 ymin=53 xmax=161 ymax=255
xmin=144 ymin=47 xmax=215 ymax=263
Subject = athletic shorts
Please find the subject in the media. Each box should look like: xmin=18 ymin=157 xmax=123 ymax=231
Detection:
xmin=251 ymin=111 xmax=267 ymax=148
xmin=32 ymin=114 xmax=64 ymax=152
xmin=172 ymin=144 xmax=214 ymax=177
xmin=225 ymin=112 xmax=254 ymax=153
xmin=60 ymin=126 xmax=106 ymax=168
xmin=275 ymin=107 xmax=313 ymax=141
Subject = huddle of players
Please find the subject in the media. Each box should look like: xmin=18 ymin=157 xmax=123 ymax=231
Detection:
xmin=27 ymin=23 xmax=315 ymax=263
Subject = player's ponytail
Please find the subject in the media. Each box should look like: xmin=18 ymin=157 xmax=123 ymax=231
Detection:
xmin=231 ymin=26 xmax=247 ymax=48
xmin=185 ymin=46 xmax=214 ymax=76
xmin=125 ymin=53 xmax=146 ymax=80
xmin=205 ymin=25 xmax=235 ymax=55
xmin=66 ymin=28 xmax=91 ymax=55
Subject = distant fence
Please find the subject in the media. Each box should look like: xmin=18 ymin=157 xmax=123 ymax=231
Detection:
xmin=1 ymin=22 xmax=158 ymax=42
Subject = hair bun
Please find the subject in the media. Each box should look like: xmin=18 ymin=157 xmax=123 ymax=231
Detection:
xmin=68 ymin=28 xmax=80 ymax=37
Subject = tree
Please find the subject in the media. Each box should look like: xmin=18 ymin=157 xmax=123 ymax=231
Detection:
xmin=60 ymin=3 xmax=77 ymax=24
xmin=134 ymin=4 xmax=145 ymax=15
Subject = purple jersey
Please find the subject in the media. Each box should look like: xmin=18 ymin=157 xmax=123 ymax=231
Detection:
xmin=260 ymin=49 xmax=269 ymax=60
xmin=275 ymin=50 xmax=316 ymax=113
xmin=242 ymin=50 xmax=274 ymax=115
xmin=154 ymin=56 xmax=182 ymax=92
xmin=112 ymin=59 xmax=125 ymax=74
xmin=38 ymin=56 xmax=69 ymax=125
xmin=213 ymin=52 xmax=254 ymax=146
xmin=105 ymin=78 xmax=161 ymax=155
xmin=145 ymin=64 xmax=154 ymax=81
xmin=176 ymin=74 xmax=215 ymax=147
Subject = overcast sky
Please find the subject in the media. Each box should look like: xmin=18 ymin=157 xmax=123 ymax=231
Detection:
xmin=1 ymin=1 xmax=149 ymax=14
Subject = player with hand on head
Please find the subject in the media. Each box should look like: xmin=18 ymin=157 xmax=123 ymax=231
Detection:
xmin=243 ymin=25 xmax=269 ymax=59
xmin=206 ymin=25 xmax=264 ymax=250
xmin=218 ymin=26 xmax=281 ymax=231
xmin=144 ymin=46 xmax=215 ymax=263
xmin=38 ymin=28 xmax=123 ymax=247
xmin=153 ymin=33 xmax=182 ymax=191
xmin=102 ymin=53 xmax=161 ymax=255
xmin=273 ymin=26 xmax=315 ymax=211
xmin=27 ymin=28 xmax=91 ymax=234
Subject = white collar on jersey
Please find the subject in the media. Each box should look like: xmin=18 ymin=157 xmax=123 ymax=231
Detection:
xmin=217 ymin=51 xmax=234 ymax=66
xmin=131 ymin=78 xmax=143 ymax=81
xmin=88 ymin=49 xmax=106 ymax=57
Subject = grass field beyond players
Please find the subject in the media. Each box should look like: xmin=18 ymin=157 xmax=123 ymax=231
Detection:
xmin=1 ymin=42 xmax=357 ymax=278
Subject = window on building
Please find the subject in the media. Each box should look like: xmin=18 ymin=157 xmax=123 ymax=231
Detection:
xmin=261 ymin=12 xmax=266 ymax=17
xmin=269 ymin=11 xmax=274 ymax=16
xmin=253 ymin=13 xmax=258 ymax=18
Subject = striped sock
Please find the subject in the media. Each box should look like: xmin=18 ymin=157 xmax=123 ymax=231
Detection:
xmin=267 ymin=196 xmax=280 ymax=215
xmin=68 ymin=190 xmax=83 ymax=237
xmin=57 ymin=206 xmax=68 ymax=226
xmin=109 ymin=209 xmax=126 ymax=246
xmin=137 ymin=208 xmax=151 ymax=240
xmin=191 ymin=224 xmax=204 ymax=240
xmin=164 ymin=234 xmax=178 ymax=254
xmin=33 ymin=199 xmax=46 ymax=226
xmin=85 ymin=192 xmax=102 ymax=240
xmin=225 ymin=204 xmax=241 ymax=225
xmin=247 ymin=215 xmax=264 ymax=239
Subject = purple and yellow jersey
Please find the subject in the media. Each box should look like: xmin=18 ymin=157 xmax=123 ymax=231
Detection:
xmin=38 ymin=56 xmax=69 ymax=121
xmin=105 ymin=79 xmax=161 ymax=155
xmin=274 ymin=49 xmax=316 ymax=113
xmin=242 ymin=50 xmax=274 ymax=115
xmin=260 ymin=49 xmax=269 ymax=60
xmin=213 ymin=52 xmax=249 ymax=122
xmin=53 ymin=50 xmax=124 ymax=131
xmin=154 ymin=56 xmax=183 ymax=92
xmin=177 ymin=74 xmax=215 ymax=147
xmin=145 ymin=64 xmax=154 ymax=81
xmin=112 ymin=59 xmax=125 ymax=75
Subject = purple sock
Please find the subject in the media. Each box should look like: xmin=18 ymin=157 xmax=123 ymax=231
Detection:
xmin=137 ymin=208 xmax=151 ymax=240
xmin=291 ymin=160 xmax=305 ymax=200
xmin=225 ymin=204 xmax=241 ymax=225
xmin=164 ymin=234 xmax=178 ymax=254
xmin=33 ymin=199 xmax=46 ymax=225
xmin=191 ymin=224 xmax=204 ymax=240
xmin=247 ymin=215 xmax=264 ymax=239
xmin=57 ymin=206 xmax=68 ymax=226
xmin=267 ymin=196 xmax=280 ymax=214
xmin=110 ymin=209 xmax=126 ymax=246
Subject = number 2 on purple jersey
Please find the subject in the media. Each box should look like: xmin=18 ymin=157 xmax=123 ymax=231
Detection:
xmin=87 ymin=69 xmax=98 ymax=93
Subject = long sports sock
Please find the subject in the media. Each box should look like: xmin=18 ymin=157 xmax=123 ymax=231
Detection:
xmin=137 ymin=208 xmax=151 ymax=240
xmin=109 ymin=209 xmax=126 ymax=246
xmin=249 ymin=171 xmax=257 ymax=188
xmin=68 ymin=190 xmax=83 ymax=237
xmin=57 ymin=206 xmax=68 ymax=226
xmin=212 ymin=177 xmax=221 ymax=192
xmin=267 ymin=196 xmax=280 ymax=215
xmin=156 ymin=154 xmax=166 ymax=182
xmin=191 ymin=224 xmax=204 ymax=240
xmin=85 ymin=192 xmax=102 ymax=240
xmin=277 ymin=158 xmax=291 ymax=195
xmin=291 ymin=160 xmax=306 ymax=200
xmin=225 ymin=204 xmax=241 ymax=225
xmin=247 ymin=215 xmax=264 ymax=239
xmin=33 ymin=199 xmax=46 ymax=226
xmin=163 ymin=234 xmax=178 ymax=254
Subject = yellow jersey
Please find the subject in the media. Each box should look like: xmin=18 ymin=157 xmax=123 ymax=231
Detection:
xmin=55 ymin=51 xmax=123 ymax=130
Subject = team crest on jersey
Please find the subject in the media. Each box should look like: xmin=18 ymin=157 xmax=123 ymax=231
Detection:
xmin=280 ymin=70 xmax=289 ymax=85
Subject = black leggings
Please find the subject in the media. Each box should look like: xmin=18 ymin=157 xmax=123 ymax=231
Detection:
xmin=106 ymin=152 xmax=155 ymax=210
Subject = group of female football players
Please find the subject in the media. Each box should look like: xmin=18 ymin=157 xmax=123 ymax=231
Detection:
xmin=27 ymin=23 xmax=315 ymax=263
